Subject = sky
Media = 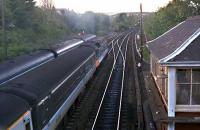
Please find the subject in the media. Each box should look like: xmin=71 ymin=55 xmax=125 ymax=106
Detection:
xmin=36 ymin=0 xmax=172 ymax=14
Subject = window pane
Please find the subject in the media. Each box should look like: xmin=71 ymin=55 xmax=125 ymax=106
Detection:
xmin=192 ymin=69 xmax=200 ymax=83
xmin=192 ymin=84 xmax=200 ymax=105
xmin=176 ymin=84 xmax=190 ymax=105
xmin=177 ymin=69 xmax=191 ymax=83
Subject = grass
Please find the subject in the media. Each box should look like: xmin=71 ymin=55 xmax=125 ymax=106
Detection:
xmin=143 ymin=46 xmax=150 ymax=62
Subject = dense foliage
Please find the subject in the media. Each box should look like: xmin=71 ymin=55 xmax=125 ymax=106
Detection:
xmin=62 ymin=11 xmax=111 ymax=35
xmin=111 ymin=13 xmax=137 ymax=31
xmin=0 ymin=0 xmax=113 ymax=61
xmin=144 ymin=0 xmax=200 ymax=39
xmin=0 ymin=0 xmax=140 ymax=62
xmin=0 ymin=0 xmax=70 ymax=61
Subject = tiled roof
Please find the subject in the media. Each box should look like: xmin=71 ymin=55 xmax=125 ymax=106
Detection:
xmin=147 ymin=16 xmax=200 ymax=62
xmin=170 ymin=35 xmax=200 ymax=62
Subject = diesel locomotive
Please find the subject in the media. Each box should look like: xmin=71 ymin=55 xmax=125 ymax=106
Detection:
xmin=0 ymin=34 xmax=109 ymax=130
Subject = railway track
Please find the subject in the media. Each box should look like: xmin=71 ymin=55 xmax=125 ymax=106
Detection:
xmin=61 ymin=32 xmax=124 ymax=130
xmin=62 ymin=30 xmax=141 ymax=130
xmin=91 ymin=32 xmax=130 ymax=130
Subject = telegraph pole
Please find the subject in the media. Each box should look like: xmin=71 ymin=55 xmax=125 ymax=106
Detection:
xmin=140 ymin=3 xmax=143 ymax=69
xmin=1 ymin=0 xmax=7 ymax=59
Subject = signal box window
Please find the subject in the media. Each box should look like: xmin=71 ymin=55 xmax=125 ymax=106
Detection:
xmin=176 ymin=69 xmax=200 ymax=105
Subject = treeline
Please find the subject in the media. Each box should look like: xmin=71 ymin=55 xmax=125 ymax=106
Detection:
xmin=45 ymin=11 xmax=138 ymax=34
xmin=60 ymin=10 xmax=111 ymax=35
xmin=0 ymin=0 xmax=112 ymax=61
xmin=111 ymin=13 xmax=138 ymax=31
xmin=0 ymin=0 xmax=70 ymax=61
xmin=144 ymin=0 xmax=200 ymax=39
xmin=0 ymin=0 xmax=138 ymax=62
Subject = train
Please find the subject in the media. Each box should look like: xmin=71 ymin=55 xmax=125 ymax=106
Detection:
xmin=0 ymin=34 xmax=109 ymax=130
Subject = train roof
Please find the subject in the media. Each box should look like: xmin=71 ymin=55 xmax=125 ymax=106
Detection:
xmin=90 ymin=36 xmax=105 ymax=43
xmin=0 ymin=46 xmax=95 ymax=106
xmin=0 ymin=50 xmax=54 ymax=85
xmin=81 ymin=34 xmax=96 ymax=41
xmin=71 ymin=34 xmax=96 ymax=41
xmin=0 ymin=34 xmax=97 ymax=85
xmin=0 ymin=92 xmax=30 ymax=129
xmin=84 ymin=38 xmax=107 ymax=49
xmin=50 ymin=34 xmax=96 ymax=55
xmin=50 ymin=39 xmax=83 ymax=55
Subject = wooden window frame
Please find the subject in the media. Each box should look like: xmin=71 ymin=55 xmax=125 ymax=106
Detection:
xmin=176 ymin=68 xmax=200 ymax=112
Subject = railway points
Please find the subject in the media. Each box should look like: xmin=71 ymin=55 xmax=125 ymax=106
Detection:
xmin=0 ymin=29 xmax=151 ymax=130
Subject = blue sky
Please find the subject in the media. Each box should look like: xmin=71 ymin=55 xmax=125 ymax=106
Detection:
xmin=36 ymin=0 xmax=171 ymax=13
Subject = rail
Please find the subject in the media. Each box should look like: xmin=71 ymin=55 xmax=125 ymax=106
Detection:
xmin=91 ymin=32 xmax=130 ymax=130
xmin=117 ymin=36 xmax=130 ymax=130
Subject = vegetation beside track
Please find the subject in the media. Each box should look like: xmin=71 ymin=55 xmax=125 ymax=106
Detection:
xmin=144 ymin=0 xmax=200 ymax=39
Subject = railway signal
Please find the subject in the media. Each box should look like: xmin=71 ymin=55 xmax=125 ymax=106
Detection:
xmin=140 ymin=3 xmax=143 ymax=69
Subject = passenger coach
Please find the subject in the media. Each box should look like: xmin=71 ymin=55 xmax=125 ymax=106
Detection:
xmin=0 ymin=34 xmax=110 ymax=130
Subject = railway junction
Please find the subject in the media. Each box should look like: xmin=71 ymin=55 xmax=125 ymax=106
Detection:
xmin=0 ymin=27 xmax=154 ymax=130
xmin=55 ymin=29 xmax=153 ymax=130
xmin=0 ymin=16 xmax=200 ymax=130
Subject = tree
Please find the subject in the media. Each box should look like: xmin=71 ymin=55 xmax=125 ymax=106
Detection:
xmin=111 ymin=13 xmax=137 ymax=31
xmin=144 ymin=0 xmax=200 ymax=39
xmin=41 ymin=0 xmax=54 ymax=10
xmin=6 ymin=0 xmax=36 ymax=29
